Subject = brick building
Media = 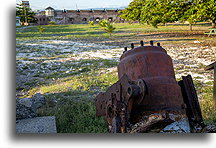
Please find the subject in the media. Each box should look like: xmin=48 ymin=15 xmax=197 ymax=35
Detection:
xmin=41 ymin=7 xmax=125 ymax=25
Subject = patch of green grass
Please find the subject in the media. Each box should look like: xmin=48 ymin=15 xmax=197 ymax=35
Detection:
xmin=16 ymin=23 xmax=212 ymax=41
xmin=37 ymin=94 xmax=107 ymax=133
xmin=26 ymin=70 xmax=118 ymax=97
xmin=200 ymin=85 xmax=215 ymax=125
xmin=194 ymin=80 xmax=215 ymax=125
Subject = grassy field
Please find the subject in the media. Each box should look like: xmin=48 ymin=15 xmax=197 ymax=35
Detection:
xmin=16 ymin=23 xmax=215 ymax=133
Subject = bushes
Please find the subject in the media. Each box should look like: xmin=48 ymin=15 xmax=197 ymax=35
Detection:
xmin=88 ymin=21 xmax=94 ymax=26
xmin=49 ymin=21 xmax=56 ymax=25
xmin=98 ymin=19 xmax=109 ymax=27
xmin=98 ymin=19 xmax=116 ymax=37
xmin=37 ymin=26 xmax=45 ymax=34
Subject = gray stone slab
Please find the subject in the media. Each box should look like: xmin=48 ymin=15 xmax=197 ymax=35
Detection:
xmin=161 ymin=117 xmax=191 ymax=133
xmin=16 ymin=116 xmax=57 ymax=133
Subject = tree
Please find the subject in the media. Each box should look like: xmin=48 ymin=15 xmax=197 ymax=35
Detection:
xmin=88 ymin=21 xmax=94 ymax=26
xmin=120 ymin=0 xmax=181 ymax=28
xmin=119 ymin=0 xmax=215 ymax=29
xmin=139 ymin=0 xmax=173 ymax=28
xmin=178 ymin=0 xmax=198 ymax=31
xmin=195 ymin=0 xmax=216 ymax=28
xmin=98 ymin=19 xmax=109 ymax=27
xmin=103 ymin=23 xmax=116 ymax=37
xmin=119 ymin=0 xmax=146 ymax=23
xmin=98 ymin=19 xmax=116 ymax=37
xmin=16 ymin=4 xmax=36 ymax=25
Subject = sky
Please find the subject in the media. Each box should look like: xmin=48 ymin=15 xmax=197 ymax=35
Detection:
xmin=16 ymin=0 xmax=133 ymax=10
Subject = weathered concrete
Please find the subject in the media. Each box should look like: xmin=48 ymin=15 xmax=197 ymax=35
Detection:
xmin=16 ymin=116 xmax=57 ymax=133
xmin=161 ymin=118 xmax=191 ymax=133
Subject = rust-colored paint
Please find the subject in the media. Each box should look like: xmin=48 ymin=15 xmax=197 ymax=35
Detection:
xmin=95 ymin=43 xmax=193 ymax=133
xmin=118 ymin=46 xmax=184 ymax=112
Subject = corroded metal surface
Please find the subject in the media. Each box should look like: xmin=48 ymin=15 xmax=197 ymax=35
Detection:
xmin=178 ymin=75 xmax=205 ymax=131
xmin=118 ymin=44 xmax=185 ymax=113
xmin=95 ymin=41 xmax=203 ymax=133
xmin=95 ymin=74 xmax=146 ymax=132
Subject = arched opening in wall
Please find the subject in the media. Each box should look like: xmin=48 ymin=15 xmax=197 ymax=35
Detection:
xmin=34 ymin=18 xmax=38 ymax=23
xmin=82 ymin=18 xmax=87 ymax=23
xmin=95 ymin=17 xmax=100 ymax=22
xmin=69 ymin=18 xmax=74 ymax=24
xmin=108 ymin=17 xmax=113 ymax=22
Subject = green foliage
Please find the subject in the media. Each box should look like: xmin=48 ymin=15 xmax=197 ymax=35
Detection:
xmin=49 ymin=21 xmax=56 ymax=25
xmin=120 ymin=0 xmax=216 ymax=29
xmin=119 ymin=0 xmax=146 ymax=23
xmin=38 ymin=96 xmax=107 ymax=133
xmin=195 ymin=0 xmax=216 ymax=28
xmin=199 ymin=84 xmax=216 ymax=124
xmin=98 ymin=19 xmax=109 ymax=27
xmin=38 ymin=26 xmax=45 ymax=34
xmin=98 ymin=19 xmax=116 ymax=37
xmin=88 ymin=21 xmax=95 ymax=26
xmin=120 ymin=0 xmax=183 ymax=28
xmin=103 ymin=23 xmax=116 ymax=37
xmin=16 ymin=4 xmax=36 ymax=24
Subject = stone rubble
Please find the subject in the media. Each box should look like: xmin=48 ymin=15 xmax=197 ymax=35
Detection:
xmin=16 ymin=93 xmax=57 ymax=133
xmin=16 ymin=93 xmax=45 ymax=120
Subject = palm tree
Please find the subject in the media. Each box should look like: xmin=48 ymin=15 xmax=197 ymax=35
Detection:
xmin=103 ymin=23 xmax=116 ymax=37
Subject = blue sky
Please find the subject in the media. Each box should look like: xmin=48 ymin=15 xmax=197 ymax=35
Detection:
xmin=16 ymin=0 xmax=133 ymax=10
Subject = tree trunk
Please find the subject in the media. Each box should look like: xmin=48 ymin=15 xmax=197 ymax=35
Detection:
xmin=189 ymin=23 xmax=193 ymax=31
xmin=212 ymin=19 xmax=216 ymax=28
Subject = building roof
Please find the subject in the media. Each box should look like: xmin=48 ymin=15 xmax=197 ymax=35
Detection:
xmin=45 ymin=6 xmax=54 ymax=10
xmin=204 ymin=62 xmax=215 ymax=70
xmin=21 ymin=1 xmax=29 ymax=3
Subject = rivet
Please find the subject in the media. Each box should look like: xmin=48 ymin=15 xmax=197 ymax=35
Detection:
xmin=140 ymin=40 xmax=144 ymax=46
xmin=124 ymin=47 xmax=127 ymax=51
xmin=123 ymin=47 xmax=127 ymax=53
xmin=131 ymin=43 xmax=134 ymax=49
xmin=150 ymin=40 xmax=153 ymax=46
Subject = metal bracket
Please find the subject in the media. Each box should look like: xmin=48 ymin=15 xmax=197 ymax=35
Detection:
xmin=178 ymin=75 xmax=205 ymax=131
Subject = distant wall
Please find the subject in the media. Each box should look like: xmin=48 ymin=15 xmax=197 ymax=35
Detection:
xmin=36 ymin=9 xmax=125 ymax=25
xmin=35 ymin=15 xmax=49 ymax=25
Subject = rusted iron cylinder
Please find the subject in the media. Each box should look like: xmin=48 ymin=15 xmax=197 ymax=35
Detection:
xmin=117 ymin=45 xmax=185 ymax=112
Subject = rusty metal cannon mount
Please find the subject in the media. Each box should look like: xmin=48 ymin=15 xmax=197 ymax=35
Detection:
xmin=95 ymin=41 xmax=205 ymax=133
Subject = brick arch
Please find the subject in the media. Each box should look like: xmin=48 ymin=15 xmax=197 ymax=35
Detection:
xmin=95 ymin=17 xmax=101 ymax=22
xmin=108 ymin=17 xmax=113 ymax=22
xmin=82 ymin=18 xmax=87 ymax=22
